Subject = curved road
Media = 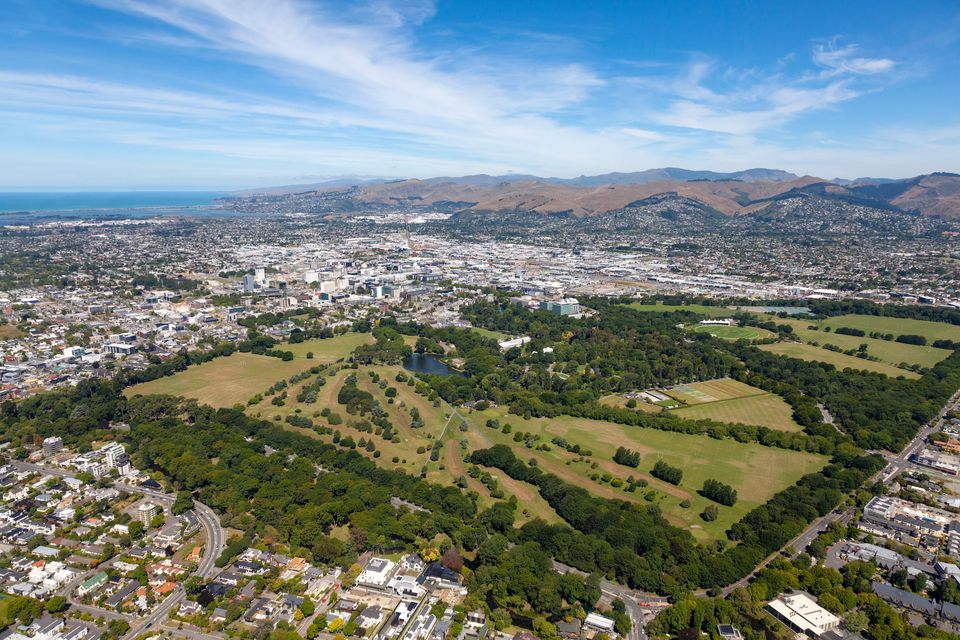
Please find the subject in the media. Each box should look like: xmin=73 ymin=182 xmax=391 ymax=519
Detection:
xmin=714 ymin=387 xmax=960 ymax=597
xmin=9 ymin=462 xmax=227 ymax=639
xmin=551 ymin=561 xmax=653 ymax=640
xmin=123 ymin=497 xmax=225 ymax=639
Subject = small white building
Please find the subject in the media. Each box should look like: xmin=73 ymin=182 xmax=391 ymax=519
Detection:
xmin=357 ymin=557 xmax=395 ymax=587
xmin=497 ymin=336 xmax=531 ymax=352
xmin=103 ymin=343 xmax=137 ymax=356
xmin=584 ymin=613 xmax=615 ymax=633
xmin=765 ymin=592 xmax=839 ymax=637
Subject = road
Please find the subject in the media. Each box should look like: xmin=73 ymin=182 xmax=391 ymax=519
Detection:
xmin=715 ymin=387 xmax=960 ymax=597
xmin=193 ymin=500 xmax=226 ymax=579
xmin=552 ymin=561 xmax=655 ymax=640
xmin=13 ymin=389 xmax=960 ymax=634
xmin=9 ymin=460 xmax=227 ymax=640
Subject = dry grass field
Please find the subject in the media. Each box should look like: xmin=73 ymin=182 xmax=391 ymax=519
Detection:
xmin=126 ymin=333 xmax=375 ymax=407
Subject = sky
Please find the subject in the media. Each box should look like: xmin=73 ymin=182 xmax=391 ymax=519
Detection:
xmin=1 ymin=0 xmax=959 ymax=189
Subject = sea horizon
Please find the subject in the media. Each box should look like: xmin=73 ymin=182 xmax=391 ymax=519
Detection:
xmin=0 ymin=190 xmax=228 ymax=213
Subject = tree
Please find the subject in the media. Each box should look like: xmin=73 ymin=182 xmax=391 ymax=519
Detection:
xmin=652 ymin=460 xmax=683 ymax=485
xmin=442 ymin=547 xmax=463 ymax=572
xmin=700 ymin=505 xmax=719 ymax=521
xmin=533 ymin=618 xmax=557 ymax=640
xmin=300 ymin=596 xmax=315 ymax=616
xmin=45 ymin=596 xmax=67 ymax=613
xmin=842 ymin=610 xmax=868 ymax=633
xmin=172 ymin=490 xmax=194 ymax=515
xmin=613 ymin=446 xmax=640 ymax=468
xmin=700 ymin=479 xmax=737 ymax=506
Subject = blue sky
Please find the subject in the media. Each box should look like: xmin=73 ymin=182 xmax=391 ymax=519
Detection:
xmin=1 ymin=0 xmax=959 ymax=189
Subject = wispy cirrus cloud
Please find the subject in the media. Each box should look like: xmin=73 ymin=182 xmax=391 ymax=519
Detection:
xmin=0 ymin=0 xmax=936 ymax=185
xmin=812 ymin=42 xmax=896 ymax=76
xmin=628 ymin=39 xmax=897 ymax=136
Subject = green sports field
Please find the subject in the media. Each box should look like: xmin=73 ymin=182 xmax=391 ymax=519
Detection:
xmin=664 ymin=378 xmax=762 ymax=404
xmin=285 ymin=333 xmax=373 ymax=359
xmin=759 ymin=341 xmax=920 ymax=379
xmin=756 ymin=315 xmax=951 ymax=369
xmin=672 ymin=393 xmax=802 ymax=432
xmin=691 ymin=324 xmax=775 ymax=341
xmin=469 ymin=327 xmax=512 ymax=341
xmin=796 ymin=328 xmax=949 ymax=368
xmin=663 ymin=378 xmax=802 ymax=432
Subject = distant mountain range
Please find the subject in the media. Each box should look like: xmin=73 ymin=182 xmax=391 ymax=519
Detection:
xmin=233 ymin=169 xmax=960 ymax=219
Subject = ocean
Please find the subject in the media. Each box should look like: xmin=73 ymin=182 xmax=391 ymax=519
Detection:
xmin=0 ymin=191 xmax=236 ymax=224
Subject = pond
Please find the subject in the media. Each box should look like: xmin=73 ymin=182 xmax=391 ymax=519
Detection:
xmin=402 ymin=353 xmax=464 ymax=377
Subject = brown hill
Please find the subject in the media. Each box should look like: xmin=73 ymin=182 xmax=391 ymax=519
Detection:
xmin=890 ymin=174 xmax=960 ymax=217
xmin=354 ymin=176 xmax=825 ymax=216
xmin=235 ymin=171 xmax=960 ymax=219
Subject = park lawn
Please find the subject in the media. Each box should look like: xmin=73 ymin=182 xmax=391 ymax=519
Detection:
xmin=469 ymin=327 xmax=512 ymax=342
xmin=430 ymin=395 xmax=563 ymax=525
xmin=755 ymin=314 xmax=950 ymax=369
xmin=0 ymin=325 xmax=22 ymax=340
xmin=671 ymin=393 xmax=803 ymax=432
xmin=665 ymin=378 xmax=762 ymax=405
xmin=286 ymin=364 xmax=451 ymax=476
xmin=471 ymin=408 xmax=825 ymax=542
xmin=258 ymin=369 xmax=434 ymax=477
xmin=759 ymin=342 xmax=920 ymax=379
xmin=434 ymin=429 xmax=562 ymax=525
xmin=125 ymin=352 xmax=318 ymax=407
xmin=599 ymin=394 xmax=662 ymax=413
xmin=793 ymin=328 xmax=950 ymax=368
xmin=626 ymin=303 xmax=736 ymax=317
xmin=821 ymin=314 xmax=960 ymax=343
xmin=253 ymin=362 xmax=563 ymax=526
xmin=358 ymin=367 xmax=449 ymax=447
xmin=691 ymin=324 xmax=776 ymax=341
xmin=286 ymin=332 xmax=373 ymax=360
xmin=364 ymin=365 xmax=452 ymax=438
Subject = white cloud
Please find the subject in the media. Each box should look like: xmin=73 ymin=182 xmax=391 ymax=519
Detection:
xmin=812 ymin=43 xmax=896 ymax=76
xmin=620 ymin=128 xmax=669 ymax=143
xmin=0 ymin=1 xmax=933 ymax=184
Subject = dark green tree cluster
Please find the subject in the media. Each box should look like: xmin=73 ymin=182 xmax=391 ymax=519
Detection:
xmin=352 ymin=326 xmax=412 ymax=365
xmin=700 ymin=479 xmax=737 ymax=506
xmin=613 ymin=446 xmax=640 ymax=468
xmin=651 ymin=460 xmax=682 ymax=485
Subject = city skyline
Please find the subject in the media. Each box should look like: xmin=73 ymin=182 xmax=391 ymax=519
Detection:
xmin=1 ymin=0 xmax=959 ymax=188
